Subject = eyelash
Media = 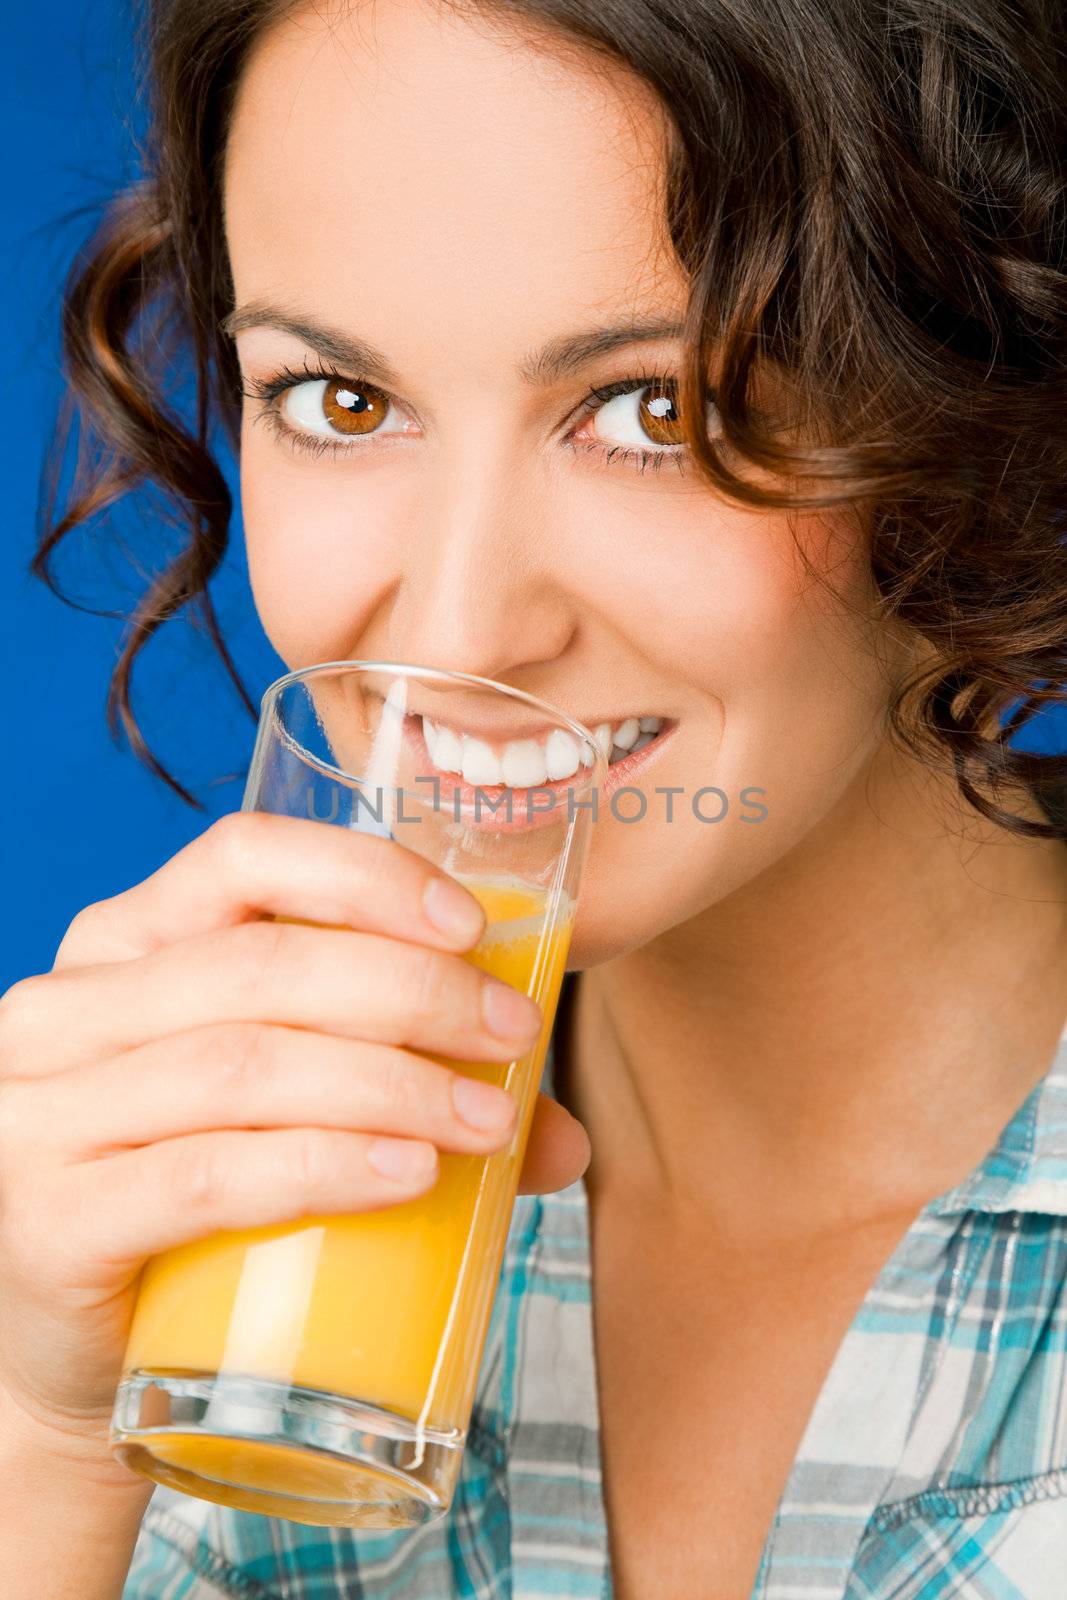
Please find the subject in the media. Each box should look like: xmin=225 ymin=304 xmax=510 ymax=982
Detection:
xmin=241 ymin=358 xmax=709 ymax=475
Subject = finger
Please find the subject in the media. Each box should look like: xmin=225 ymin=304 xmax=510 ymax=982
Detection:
xmin=1 ymin=920 xmax=543 ymax=1078
xmin=27 ymin=1023 xmax=518 ymax=1160
xmin=56 ymin=1126 xmax=445 ymax=1273
xmin=52 ymin=812 xmax=486 ymax=969
xmin=516 ymin=1092 xmax=592 ymax=1194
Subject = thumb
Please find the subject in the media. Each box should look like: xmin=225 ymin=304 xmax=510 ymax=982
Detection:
xmin=516 ymin=1091 xmax=592 ymax=1195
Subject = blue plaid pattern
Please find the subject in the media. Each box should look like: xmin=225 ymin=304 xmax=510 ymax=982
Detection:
xmin=123 ymin=1021 xmax=1067 ymax=1598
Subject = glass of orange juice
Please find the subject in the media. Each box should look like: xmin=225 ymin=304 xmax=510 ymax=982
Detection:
xmin=108 ymin=661 xmax=604 ymax=1529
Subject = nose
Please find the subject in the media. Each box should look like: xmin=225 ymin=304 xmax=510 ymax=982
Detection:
xmin=382 ymin=428 xmax=576 ymax=681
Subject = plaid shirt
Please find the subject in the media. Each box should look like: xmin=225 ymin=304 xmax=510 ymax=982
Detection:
xmin=123 ymin=1018 xmax=1067 ymax=1599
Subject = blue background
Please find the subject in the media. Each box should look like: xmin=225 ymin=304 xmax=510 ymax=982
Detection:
xmin=2 ymin=1 xmax=1064 ymax=992
xmin=1 ymin=0 xmax=283 ymax=990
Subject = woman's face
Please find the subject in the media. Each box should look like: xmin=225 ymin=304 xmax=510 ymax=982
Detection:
xmin=223 ymin=0 xmax=912 ymax=963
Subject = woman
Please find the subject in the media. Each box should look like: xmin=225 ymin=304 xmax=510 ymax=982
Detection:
xmin=3 ymin=0 xmax=1066 ymax=1594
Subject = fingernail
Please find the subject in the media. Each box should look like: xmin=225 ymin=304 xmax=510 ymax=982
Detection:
xmin=482 ymin=980 xmax=542 ymax=1041
xmin=452 ymin=1074 xmax=516 ymax=1131
xmin=367 ymin=1138 xmax=438 ymax=1182
xmin=422 ymin=876 xmax=485 ymax=943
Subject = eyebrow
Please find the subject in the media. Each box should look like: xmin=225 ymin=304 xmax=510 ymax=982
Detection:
xmin=220 ymin=301 xmax=686 ymax=386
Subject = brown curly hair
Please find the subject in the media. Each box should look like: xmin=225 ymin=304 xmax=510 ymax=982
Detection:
xmin=35 ymin=0 xmax=1067 ymax=833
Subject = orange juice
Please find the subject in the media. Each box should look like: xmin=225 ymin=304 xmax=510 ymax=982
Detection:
xmin=117 ymin=878 xmax=571 ymax=1520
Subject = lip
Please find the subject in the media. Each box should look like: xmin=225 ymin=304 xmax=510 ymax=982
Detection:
xmin=401 ymin=705 xmax=662 ymax=751
xmin=397 ymin=711 xmax=677 ymax=825
xmin=598 ymin=719 xmax=677 ymax=796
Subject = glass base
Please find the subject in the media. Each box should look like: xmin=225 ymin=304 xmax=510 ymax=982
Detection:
xmin=110 ymin=1370 xmax=465 ymax=1528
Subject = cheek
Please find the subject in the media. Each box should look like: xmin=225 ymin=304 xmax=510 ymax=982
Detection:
xmin=702 ymin=510 xmax=886 ymax=714
xmin=642 ymin=496 xmax=890 ymax=783
xmin=565 ymin=499 xmax=894 ymax=962
xmin=238 ymin=424 xmax=410 ymax=667
xmin=644 ymin=521 xmax=805 ymax=685
xmin=697 ymin=509 xmax=893 ymax=816
xmin=568 ymin=475 xmax=879 ymax=708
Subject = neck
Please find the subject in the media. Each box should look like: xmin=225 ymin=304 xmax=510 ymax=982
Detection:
xmin=559 ymin=739 xmax=1067 ymax=1245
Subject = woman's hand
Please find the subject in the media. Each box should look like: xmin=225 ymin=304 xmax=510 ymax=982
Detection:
xmin=0 ymin=812 xmax=591 ymax=1480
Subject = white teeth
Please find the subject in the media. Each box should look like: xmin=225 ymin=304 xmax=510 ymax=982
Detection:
xmin=420 ymin=714 xmax=663 ymax=783
xmin=461 ymin=738 xmax=503 ymax=787
xmin=431 ymin=724 xmax=465 ymax=773
xmin=502 ymin=738 xmax=548 ymax=787
xmin=544 ymin=729 xmax=581 ymax=781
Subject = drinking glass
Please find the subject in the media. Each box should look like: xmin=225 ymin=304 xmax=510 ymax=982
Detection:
xmin=109 ymin=661 xmax=603 ymax=1528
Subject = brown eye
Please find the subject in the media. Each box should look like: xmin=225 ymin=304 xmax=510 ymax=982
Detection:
xmin=638 ymin=385 xmax=686 ymax=447
xmin=322 ymin=378 xmax=391 ymax=435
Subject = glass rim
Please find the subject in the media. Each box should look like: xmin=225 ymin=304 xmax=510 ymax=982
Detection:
xmin=259 ymin=658 xmax=607 ymax=777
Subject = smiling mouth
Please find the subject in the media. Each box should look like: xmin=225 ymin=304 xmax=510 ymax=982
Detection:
xmin=416 ymin=712 xmax=668 ymax=786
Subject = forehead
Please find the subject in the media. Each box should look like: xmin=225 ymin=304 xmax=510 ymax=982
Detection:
xmin=223 ymin=0 xmax=686 ymax=378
